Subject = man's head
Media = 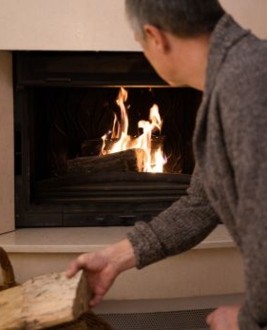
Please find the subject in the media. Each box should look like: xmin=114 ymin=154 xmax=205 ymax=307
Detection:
xmin=125 ymin=0 xmax=225 ymax=89
xmin=125 ymin=0 xmax=225 ymax=39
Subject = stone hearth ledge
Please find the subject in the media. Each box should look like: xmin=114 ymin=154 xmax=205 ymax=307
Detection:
xmin=0 ymin=224 xmax=245 ymax=305
xmin=0 ymin=224 xmax=234 ymax=254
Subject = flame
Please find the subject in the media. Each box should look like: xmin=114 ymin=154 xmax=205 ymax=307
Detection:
xmin=101 ymin=88 xmax=166 ymax=173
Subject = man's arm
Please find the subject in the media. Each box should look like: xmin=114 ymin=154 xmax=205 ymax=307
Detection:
xmin=66 ymin=167 xmax=220 ymax=305
xmin=128 ymin=166 xmax=220 ymax=268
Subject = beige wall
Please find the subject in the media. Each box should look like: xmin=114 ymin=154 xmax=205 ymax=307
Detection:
xmin=0 ymin=0 xmax=267 ymax=51
xmin=0 ymin=52 xmax=14 ymax=234
xmin=220 ymin=0 xmax=267 ymax=38
xmin=0 ymin=0 xmax=138 ymax=51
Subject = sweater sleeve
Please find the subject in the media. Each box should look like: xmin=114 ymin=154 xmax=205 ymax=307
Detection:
xmin=219 ymin=60 xmax=267 ymax=329
xmin=127 ymin=166 xmax=219 ymax=268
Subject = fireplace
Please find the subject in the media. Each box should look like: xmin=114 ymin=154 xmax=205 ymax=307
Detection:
xmin=14 ymin=51 xmax=202 ymax=227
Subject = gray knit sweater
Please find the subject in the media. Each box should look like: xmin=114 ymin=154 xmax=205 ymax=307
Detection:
xmin=128 ymin=14 xmax=267 ymax=329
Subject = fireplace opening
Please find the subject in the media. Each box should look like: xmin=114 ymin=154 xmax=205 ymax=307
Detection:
xmin=14 ymin=51 xmax=202 ymax=227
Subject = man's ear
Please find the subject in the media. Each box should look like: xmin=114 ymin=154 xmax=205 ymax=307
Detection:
xmin=143 ymin=24 xmax=170 ymax=52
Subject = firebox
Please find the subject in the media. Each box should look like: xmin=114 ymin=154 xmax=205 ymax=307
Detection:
xmin=14 ymin=51 xmax=202 ymax=227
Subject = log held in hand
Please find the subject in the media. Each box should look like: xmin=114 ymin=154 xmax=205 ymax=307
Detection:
xmin=0 ymin=271 xmax=91 ymax=329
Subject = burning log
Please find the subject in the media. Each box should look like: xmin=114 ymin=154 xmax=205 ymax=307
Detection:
xmin=67 ymin=148 xmax=145 ymax=175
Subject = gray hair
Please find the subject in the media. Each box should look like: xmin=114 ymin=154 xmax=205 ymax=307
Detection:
xmin=125 ymin=0 xmax=225 ymax=38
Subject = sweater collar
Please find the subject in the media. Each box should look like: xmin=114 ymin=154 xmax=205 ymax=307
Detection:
xmin=193 ymin=14 xmax=250 ymax=170
xmin=204 ymin=14 xmax=250 ymax=97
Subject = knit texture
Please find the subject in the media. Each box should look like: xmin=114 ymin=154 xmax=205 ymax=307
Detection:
xmin=127 ymin=14 xmax=267 ymax=329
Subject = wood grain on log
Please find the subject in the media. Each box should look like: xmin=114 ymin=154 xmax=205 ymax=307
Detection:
xmin=0 ymin=285 xmax=25 ymax=329
xmin=0 ymin=271 xmax=91 ymax=330
xmin=67 ymin=149 xmax=145 ymax=175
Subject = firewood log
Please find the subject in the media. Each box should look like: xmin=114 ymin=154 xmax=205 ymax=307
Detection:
xmin=0 ymin=246 xmax=17 ymax=291
xmin=67 ymin=148 xmax=145 ymax=175
xmin=0 ymin=271 xmax=92 ymax=330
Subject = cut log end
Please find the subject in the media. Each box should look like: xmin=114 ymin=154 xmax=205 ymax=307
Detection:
xmin=0 ymin=271 xmax=92 ymax=330
xmin=24 ymin=271 xmax=91 ymax=329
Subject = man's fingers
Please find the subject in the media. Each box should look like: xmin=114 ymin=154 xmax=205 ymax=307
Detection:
xmin=65 ymin=255 xmax=88 ymax=278
xmin=89 ymin=293 xmax=104 ymax=308
xmin=65 ymin=261 xmax=80 ymax=278
xmin=206 ymin=310 xmax=214 ymax=326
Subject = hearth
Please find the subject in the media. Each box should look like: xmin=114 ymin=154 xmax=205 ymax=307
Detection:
xmin=14 ymin=51 xmax=202 ymax=227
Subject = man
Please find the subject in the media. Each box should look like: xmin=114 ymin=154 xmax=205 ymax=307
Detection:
xmin=66 ymin=1 xmax=267 ymax=329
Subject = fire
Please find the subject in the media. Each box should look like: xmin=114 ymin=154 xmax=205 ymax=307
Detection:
xmin=101 ymin=88 xmax=166 ymax=173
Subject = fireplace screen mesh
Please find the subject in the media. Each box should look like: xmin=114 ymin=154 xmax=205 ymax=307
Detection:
xmin=98 ymin=309 xmax=213 ymax=330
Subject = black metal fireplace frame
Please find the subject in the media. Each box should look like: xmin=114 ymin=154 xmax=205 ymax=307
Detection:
xmin=14 ymin=51 xmax=201 ymax=228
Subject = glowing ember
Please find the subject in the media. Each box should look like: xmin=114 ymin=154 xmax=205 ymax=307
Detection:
xmin=101 ymin=88 xmax=166 ymax=173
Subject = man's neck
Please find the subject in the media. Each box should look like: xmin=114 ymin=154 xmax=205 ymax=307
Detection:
xmin=168 ymin=33 xmax=211 ymax=91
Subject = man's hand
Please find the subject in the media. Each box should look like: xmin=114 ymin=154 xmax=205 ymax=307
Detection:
xmin=206 ymin=305 xmax=241 ymax=330
xmin=65 ymin=239 xmax=136 ymax=307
